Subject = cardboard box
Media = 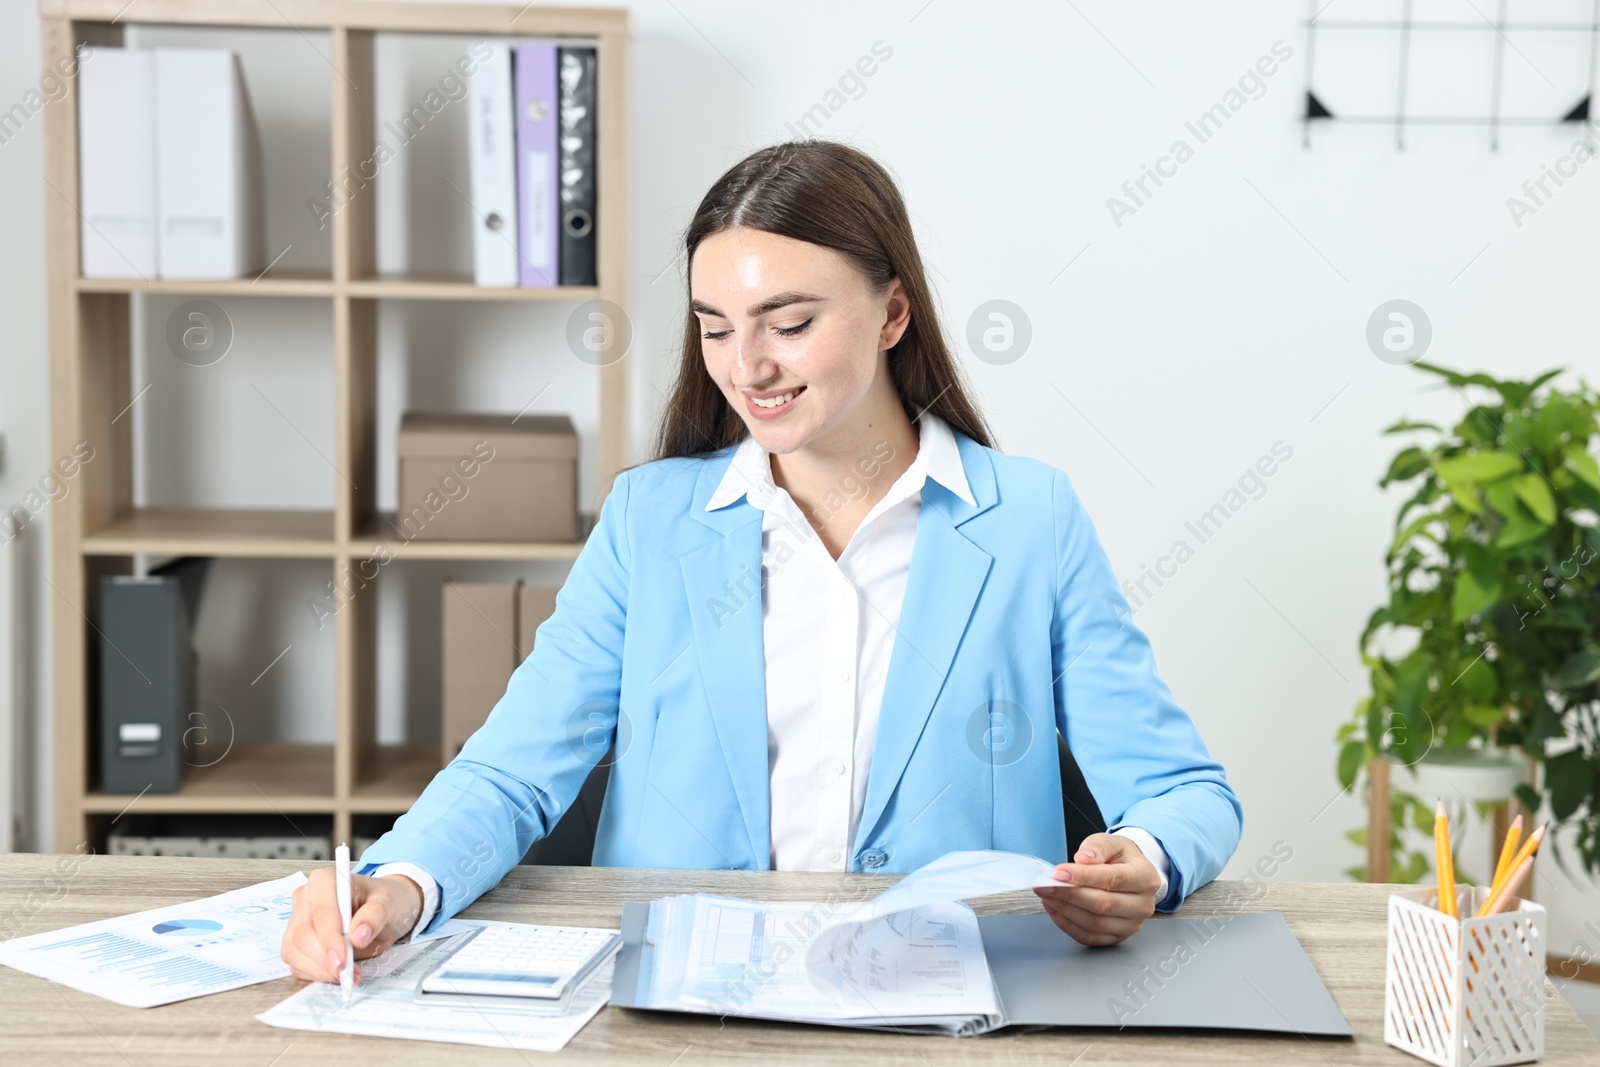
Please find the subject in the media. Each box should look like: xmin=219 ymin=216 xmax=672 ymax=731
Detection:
xmin=398 ymin=412 xmax=579 ymax=541
xmin=441 ymin=580 xmax=561 ymax=764
xmin=441 ymin=581 xmax=519 ymax=764
xmin=518 ymin=585 xmax=558 ymax=661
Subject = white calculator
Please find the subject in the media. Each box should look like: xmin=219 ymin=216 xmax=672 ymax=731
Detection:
xmin=415 ymin=923 xmax=621 ymax=1002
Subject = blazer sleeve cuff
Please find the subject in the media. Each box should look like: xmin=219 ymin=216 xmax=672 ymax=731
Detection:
xmin=360 ymin=861 xmax=441 ymax=943
xmin=1110 ymin=826 xmax=1170 ymax=904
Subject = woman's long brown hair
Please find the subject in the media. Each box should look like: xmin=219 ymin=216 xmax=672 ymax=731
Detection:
xmin=648 ymin=140 xmax=995 ymax=462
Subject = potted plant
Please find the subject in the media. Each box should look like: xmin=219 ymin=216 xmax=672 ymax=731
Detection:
xmin=1340 ymin=362 xmax=1600 ymax=882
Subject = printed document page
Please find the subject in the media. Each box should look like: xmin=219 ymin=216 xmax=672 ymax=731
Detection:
xmin=258 ymin=920 xmax=614 ymax=1053
xmin=0 ymin=873 xmax=309 ymax=1008
xmin=657 ymin=893 xmax=996 ymax=1022
xmin=806 ymin=849 xmax=1065 ymax=995
xmin=639 ymin=850 xmax=1068 ymax=1029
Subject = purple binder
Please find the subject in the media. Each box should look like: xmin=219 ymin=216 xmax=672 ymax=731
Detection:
xmin=514 ymin=42 xmax=559 ymax=287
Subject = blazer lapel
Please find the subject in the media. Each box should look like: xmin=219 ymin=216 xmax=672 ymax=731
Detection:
xmin=854 ymin=432 xmax=998 ymax=852
xmin=682 ymin=453 xmax=771 ymax=867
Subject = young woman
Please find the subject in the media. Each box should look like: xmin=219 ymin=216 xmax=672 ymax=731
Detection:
xmin=281 ymin=140 xmax=1242 ymax=985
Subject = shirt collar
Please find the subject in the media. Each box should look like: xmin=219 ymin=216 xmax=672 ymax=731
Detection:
xmin=705 ymin=410 xmax=976 ymax=512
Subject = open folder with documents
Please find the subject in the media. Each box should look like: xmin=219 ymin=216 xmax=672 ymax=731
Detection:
xmin=610 ymin=850 xmax=1355 ymax=1038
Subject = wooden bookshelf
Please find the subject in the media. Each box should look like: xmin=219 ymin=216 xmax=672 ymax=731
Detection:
xmin=40 ymin=0 xmax=633 ymax=850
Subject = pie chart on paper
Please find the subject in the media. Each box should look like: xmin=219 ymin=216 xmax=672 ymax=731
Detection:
xmin=152 ymin=918 xmax=224 ymax=935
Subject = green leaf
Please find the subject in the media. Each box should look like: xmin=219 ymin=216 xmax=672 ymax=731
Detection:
xmin=1525 ymin=367 xmax=1565 ymax=393
xmin=1564 ymin=443 xmax=1600 ymax=493
xmin=1445 ymin=480 xmax=1484 ymax=515
xmin=1345 ymin=827 xmax=1367 ymax=847
xmin=1338 ymin=740 xmax=1364 ymax=790
xmin=1382 ymin=418 xmax=1443 ymax=435
xmin=1390 ymin=511 xmax=1446 ymax=558
xmin=1546 ymin=749 xmax=1591 ymax=821
xmin=1413 ymin=362 xmax=1503 ymax=392
xmin=1462 ymin=703 xmax=1507 ymax=728
xmin=1397 ymin=851 xmax=1431 ymax=884
xmin=1482 ymin=477 xmax=1519 ymax=519
xmin=1452 ymin=653 xmax=1498 ymax=702
xmin=1382 ymin=447 xmax=1432 ymax=486
xmin=1554 ymin=646 xmax=1600 ymax=690
xmin=1513 ymin=472 xmax=1558 ymax=525
xmin=1451 ymin=568 xmax=1501 ymax=622
xmin=1434 ymin=451 xmax=1524 ymax=486
xmin=1492 ymin=497 xmax=1549 ymax=548
xmin=1525 ymin=698 xmax=1567 ymax=745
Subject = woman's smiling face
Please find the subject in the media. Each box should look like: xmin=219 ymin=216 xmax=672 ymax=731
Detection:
xmin=690 ymin=226 xmax=907 ymax=455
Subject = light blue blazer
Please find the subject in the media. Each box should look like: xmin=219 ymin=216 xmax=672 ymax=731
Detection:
xmin=361 ymin=429 xmax=1243 ymax=932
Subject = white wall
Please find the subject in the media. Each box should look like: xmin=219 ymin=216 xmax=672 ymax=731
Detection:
xmin=1 ymin=0 xmax=1596 ymax=953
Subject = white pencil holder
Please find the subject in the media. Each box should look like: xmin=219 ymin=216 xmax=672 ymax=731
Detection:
xmin=1384 ymin=885 xmax=1547 ymax=1067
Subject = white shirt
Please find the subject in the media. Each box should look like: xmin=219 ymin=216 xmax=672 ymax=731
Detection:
xmin=387 ymin=412 xmax=1168 ymax=937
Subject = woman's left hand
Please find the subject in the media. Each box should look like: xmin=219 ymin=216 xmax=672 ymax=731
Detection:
xmin=1032 ymin=832 xmax=1162 ymax=947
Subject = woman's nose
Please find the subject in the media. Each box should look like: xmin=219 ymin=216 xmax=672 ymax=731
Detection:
xmin=733 ymin=331 xmax=774 ymax=377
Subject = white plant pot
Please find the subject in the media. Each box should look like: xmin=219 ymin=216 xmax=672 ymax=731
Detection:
xmin=1384 ymin=747 xmax=1530 ymax=805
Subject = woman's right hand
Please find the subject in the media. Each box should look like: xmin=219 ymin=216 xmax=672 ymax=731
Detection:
xmin=279 ymin=870 xmax=424 ymax=984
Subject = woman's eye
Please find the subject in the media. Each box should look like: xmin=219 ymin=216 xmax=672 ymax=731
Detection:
xmin=702 ymin=329 xmax=731 ymax=341
xmin=775 ymin=318 xmax=813 ymax=337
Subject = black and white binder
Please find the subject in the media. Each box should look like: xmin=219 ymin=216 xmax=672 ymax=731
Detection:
xmin=98 ymin=557 xmax=211 ymax=795
xmin=557 ymin=46 xmax=598 ymax=286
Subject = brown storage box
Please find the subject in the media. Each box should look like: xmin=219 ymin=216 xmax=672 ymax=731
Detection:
xmin=440 ymin=580 xmax=561 ymax=763
xmin=398 ymin=412 xmax=579 ymax=542
xmin=518 ymin=586 xmax=558 ymax=661
xmin=441 ymin=581 xmax=518 ymax=764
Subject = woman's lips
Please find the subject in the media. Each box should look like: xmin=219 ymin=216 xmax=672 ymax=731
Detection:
xmin=745 ymin=385 xmax=806 ymax=420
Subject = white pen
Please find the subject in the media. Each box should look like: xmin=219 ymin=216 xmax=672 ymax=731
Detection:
xmin=335 ymin=842 xmax=354 ymax=1006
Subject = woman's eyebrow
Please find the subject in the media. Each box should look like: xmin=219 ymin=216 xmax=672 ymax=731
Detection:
xmin=691 ymin=291 xmax=827 ymax=319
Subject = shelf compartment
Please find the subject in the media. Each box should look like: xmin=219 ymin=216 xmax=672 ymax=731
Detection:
xmin=77 ymin=271 xmax=336 ymax=298
xmin=349 ymin=512 xmax=594 ymax=561
xmin=345 ymin=275 xmax=601 ymax=302
xmin=82 ymin=507 xmax=337 ymax=557
xmin=83 ymin=742 xmax=335 ymax=813
xmin=349 ymin=742 xmax=440 ymax=810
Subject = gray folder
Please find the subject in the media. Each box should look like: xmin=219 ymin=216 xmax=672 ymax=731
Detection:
xmin=611 ymin=903 xmax=1354 ymax=1038
xmin=979 ymin=911 xmax=1354 ymax=1036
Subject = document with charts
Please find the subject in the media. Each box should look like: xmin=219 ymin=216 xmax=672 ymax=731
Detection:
xmin=0 ymin=873 xmax=308 ymax=1007
xmin=622 ymin=851 xmax=1068 ymax=1035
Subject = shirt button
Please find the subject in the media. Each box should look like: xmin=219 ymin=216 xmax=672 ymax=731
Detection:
xmin=860 ymin=848 xmax=887 ymax=869
xmin=839 ymin=670 xmax=851 ymax=683
xmin=827 ymin=849 xmax=843 ymax=865
xmin=829 ymin=760 xmax=847 ymax=776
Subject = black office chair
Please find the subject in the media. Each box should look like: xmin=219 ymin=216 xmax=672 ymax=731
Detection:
xmin=518 ymin=759 xmax=612 ymax=866
xmin=521 ymin=734 xmax=1106 ymax=866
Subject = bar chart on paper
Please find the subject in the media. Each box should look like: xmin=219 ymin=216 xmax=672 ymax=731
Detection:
xmin=0 ymin=873 xmax=305 ymax=1006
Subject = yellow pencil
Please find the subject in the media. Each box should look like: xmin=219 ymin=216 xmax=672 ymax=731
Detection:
xmin=1434 ymin=800 xmax=1457 ymax=918
xmin=1477 ymin=824 xmax=1545 ymax=918
xmin=1491 ymin=813 xmax=1523 ymax=891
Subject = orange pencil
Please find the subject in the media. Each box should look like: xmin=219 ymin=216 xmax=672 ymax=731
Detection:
xmin=1491 ymin=813 xmax=1524 ymax=891
xmin=1476 ymin=823 xmax=1545 ymax=918
xmin=1483 ymin=855 xmax=1535 ymax=917
xmin=1434 ymin=800 xmax=1457 ymax=918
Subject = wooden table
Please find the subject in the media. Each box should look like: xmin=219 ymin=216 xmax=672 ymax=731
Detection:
xmin=2 ymin=854 xmax=1596 ymax=1065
